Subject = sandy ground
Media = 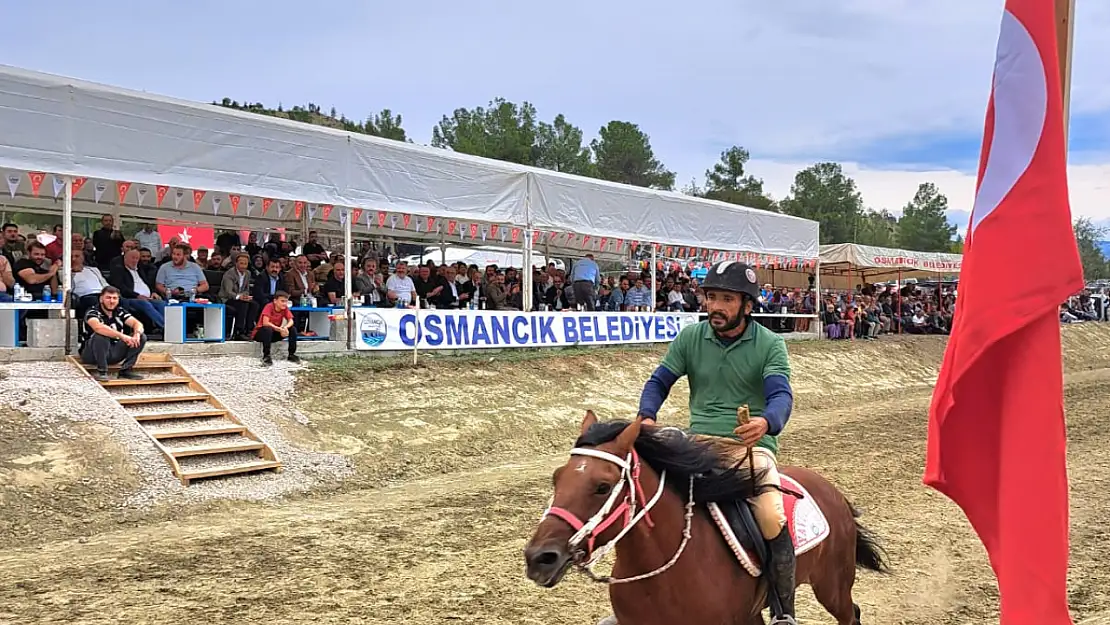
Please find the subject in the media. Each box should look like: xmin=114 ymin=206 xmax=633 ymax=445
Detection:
xmin=2 ymin=325 xmax=1110 ymax=624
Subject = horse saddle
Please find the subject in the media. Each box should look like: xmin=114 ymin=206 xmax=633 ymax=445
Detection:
xmin=706 ymin=474 xmax=831 ymax=577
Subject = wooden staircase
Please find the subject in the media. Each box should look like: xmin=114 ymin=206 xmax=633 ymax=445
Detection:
xmin=69 ymin=353 xmax=282 ymax=486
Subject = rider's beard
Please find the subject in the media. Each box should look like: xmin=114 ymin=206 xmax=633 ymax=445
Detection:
xmin=709 ymin=308 xmax=744 ymax=335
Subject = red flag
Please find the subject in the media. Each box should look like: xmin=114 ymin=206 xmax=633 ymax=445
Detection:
xmin=377 ymin=211 xmax=387 ymax=227
xmin=193 ymin=190 xmax=205 ymax=210
xmin=116 ymin=181 xmax=131 ymax=203
xmin=294 ymin=201 xmax=304 ymax=219
xmin=155 ymin=185 xmax=169 ymax=206
xmin=71 ymin=177 xmax=88 ymax=196
xmin=262 ymin=198 xmax=273 ymax=215
xmin=157 ymin=220 xmax=214 ymax=251
xmin=427 ymin=217 xmax=437 ymax=232
xmin=352 ymin=208 xmax=364 ymax=225
xmin=321 ymin=204 xmax=333 ymax=220
xmin=402 ymin=214 xmax=411 ymax=229
xmin=28 ymin=172 xmax=45 ymax=196
xmin=469 ymin=223 xmax=479 ymax=239
xmin=229 ymin=194 xmax=241 ymax=214
xmin=924 ymin=4 xmax=1080 ymax=625
xmin=511 ymin=228 xmax=521 ymax=243
xmin=490 ymin=224 xmax=500 ymax=239
xmin=447 ymin=220 xmax=457 ymax=235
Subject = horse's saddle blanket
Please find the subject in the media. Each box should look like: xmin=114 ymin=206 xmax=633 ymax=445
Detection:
xmin=706 ymin=474 xmax=830 ymax=577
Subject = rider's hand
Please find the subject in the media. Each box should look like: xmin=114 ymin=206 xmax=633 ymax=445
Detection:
xmin=734 ymin=417 xmax=769 ymax=447
xmin=638 ymin=415 xmax=656 ymax=427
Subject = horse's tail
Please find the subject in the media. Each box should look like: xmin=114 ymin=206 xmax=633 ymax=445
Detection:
xmin=849 ymin=502 xmax=890 ymax=573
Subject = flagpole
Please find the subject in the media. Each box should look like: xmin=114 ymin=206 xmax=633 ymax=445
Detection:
xmin=1056 ymin=0 xmax=1076 ymax=147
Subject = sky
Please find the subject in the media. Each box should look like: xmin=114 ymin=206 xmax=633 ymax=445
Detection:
xmin=2 ymin=1 xmax=1107 ymax=235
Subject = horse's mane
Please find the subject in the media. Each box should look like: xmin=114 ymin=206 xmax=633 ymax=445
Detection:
xmin=575 ymin=420 xmax=762 ymax=504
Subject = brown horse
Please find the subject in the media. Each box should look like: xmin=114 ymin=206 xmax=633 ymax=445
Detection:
xmin=524 ymin=412 xmax=888 ymax=625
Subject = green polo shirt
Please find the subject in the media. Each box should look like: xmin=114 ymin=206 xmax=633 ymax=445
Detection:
xmin=660 ymin=320 xmax=791 ymax=454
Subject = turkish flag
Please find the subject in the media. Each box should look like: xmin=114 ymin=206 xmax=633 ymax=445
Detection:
xmin=923 ymin=3 xmax=1081 ymax=625
xmin=158 ymin=220 xmax=215 ymax=251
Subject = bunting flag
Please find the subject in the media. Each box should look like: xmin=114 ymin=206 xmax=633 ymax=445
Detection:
xmin=665 ymin=246 xmax=674 ymax=257
xmin=95 ymin=181 xmax=108 ymax=203
xmin=565 ymin=232 xmax=575 ymax=245
xmin=532 ymin=230 xmax=540 ymax=244
xmin=500 ymin=228 xmax=507 ymax=242
xmin=469 ymin=223 xmax=479 ymax=239
xmin=481 ymin=226 xmax=488 ymax=241
xmin=402 ymin=213 xmax=410 ymax=229
xmin=212 ymin=196 xmax=222 ymax=215
xmin=72 ymin=176 xmax=88 ymax=197
xmin=339 ymin=208 xmax=349 ymax=226
xmin=490 ymin=224 xmax=500 ymax=239
xmin=391 ymin=214 xmax=398 ymax=230
xmin=229 ymin=194 xmax=241 ymax=214
xmin=5 ymin=172 xmax=19 ymax=198
xmin=136 ymin=186 xmax=148 ymax=206
xmin=247 ymin=198 xmax=257 ymax=216
xmin=616 ymin=238 xmax=623 ymax=251
xmin=277 ymin=201 xmax=287 ymax=219
xmin=52 ymin=175 xmax=65 ymax=198
xmin=192 ymin=189 xmax=205 ymax=210
xmin=600 ymin=237 xmax=608 ymax=251
xmin=630 ymin=241 xmax=639 ymax=251
xmin=583 ymin=235 xmax=592 ymax=248
xmin=352 ymin=208 xmax=364 ymax=225
xmin=262 ymin=198 xmax=273 ymax=216
xmin=378 ymin=211 xmax=387 ymax=227
xmin=365 ymin=210 xmax=373 ymax=226
xmin=294 ymin=201 xmax=304 ymax=219
xmin=447 ymin=220 xmax=457 ymax=235
xmin=321 ymin=204 xmax=333 ymax=221
xmin=511 ymin=228 xmax=521 ymax=243
xmin=174 ymin=188 xmax=185 ymax=209
xmin=427 ymin=216 xmax=437 ymax=232
xmin=155 ymin=185 xmax=169 ymax=206
xmin=115 ymin=180 xmax=131 ymax=203
xmin=27 ymin=172 xmax=46 ymax=196
xmin=308 ymin=204 xmax=318 ymax=221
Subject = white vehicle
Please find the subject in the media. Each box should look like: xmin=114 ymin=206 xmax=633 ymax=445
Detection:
xmin=400 ymin=246 xmax=564 ymax=272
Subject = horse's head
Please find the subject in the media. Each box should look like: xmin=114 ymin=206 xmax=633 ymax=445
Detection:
xmin=524 ymin=410 xmax=644 ymax=587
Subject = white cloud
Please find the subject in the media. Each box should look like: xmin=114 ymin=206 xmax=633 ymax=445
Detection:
xmin=748 ymin=158 xmax=1110 ymax=228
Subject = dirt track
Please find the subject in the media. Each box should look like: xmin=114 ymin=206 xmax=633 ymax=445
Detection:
xmin=2 ymin=326 xmax=1110 ymax=624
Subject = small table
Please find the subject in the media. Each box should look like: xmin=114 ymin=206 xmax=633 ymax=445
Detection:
xmin=164 ymin=302 xmax=226 ymax=343
xmin=289 ymin=306 xmax=334 ymax=340
xmin=0 ymin=302 xmax=66 ymax=347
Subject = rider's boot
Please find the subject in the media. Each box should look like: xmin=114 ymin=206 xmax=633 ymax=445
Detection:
xmin=767 ymin=528 xmax=797 ymax=625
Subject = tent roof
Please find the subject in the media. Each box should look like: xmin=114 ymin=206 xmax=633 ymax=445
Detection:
xmin=820 ymin=242 xmax=962 ymax=278
xmin=0 ymin=64 xmax=818 ymax=259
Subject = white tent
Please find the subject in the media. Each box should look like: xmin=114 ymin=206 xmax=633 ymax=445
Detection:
xmin=817 ymin=242 xmax=961 ymax=290
xmin=0 ymin=63 xmax=817 ymax=260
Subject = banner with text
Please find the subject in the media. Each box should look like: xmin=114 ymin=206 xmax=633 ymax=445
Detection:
xmin=352 ymin=309 xmax=701 ymax=351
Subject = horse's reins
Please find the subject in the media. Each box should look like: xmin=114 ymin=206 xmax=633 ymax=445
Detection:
xmin=543 ymin=444 xmax=696 ymax=585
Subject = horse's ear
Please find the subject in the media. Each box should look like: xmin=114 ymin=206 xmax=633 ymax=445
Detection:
xmin=614 ymin=417 xmax=642 ymax=451
xmin=580 ymin=410 xmax=598 ymax=435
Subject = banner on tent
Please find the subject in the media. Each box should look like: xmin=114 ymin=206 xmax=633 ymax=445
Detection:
xmin=351 ymin=309 xmax=700 ymax=351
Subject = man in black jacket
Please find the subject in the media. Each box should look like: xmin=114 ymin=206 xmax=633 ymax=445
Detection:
xmin=108 ymin=248 xmax=166 ymax=331
xmin=252 ymin=257 xmax=284 ymax=307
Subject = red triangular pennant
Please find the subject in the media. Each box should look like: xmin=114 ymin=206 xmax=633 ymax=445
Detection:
xmin=229 ymin=194 xmax=241 ymax=214
xmin=447 ymin=220 xmax=457 ymax=235
xmin=353 ymin=208 xmax=364 ymax=225
xmin=490 ymin=224 xmax=500 ymax=239
xmin=28 ymin=172 xmax=45 ymax=196
xmin=469 ymin=223 xmax=479 ymax=238
xmin=193 ymin=189 xmax=206 ymax=210
xmin=403 ymin=214 xmax=412 ymax=228
xmin=71 ymin=177 xmax=88 ymax=196
xmin=511 ymin=228 xmax=521 ymax=243
xmin=117 ymin=181 xmax=131 ymax=203
xmin=156 ymin=185 xmax=169 ymax=206
xmin=321 ymin=204 xmax=334 ymax=220
xmin=262 ymin=198 xmax=273 ymax=215
xmin=427 ymin=217 xmax=437 ymax=231
xmin=378 ymin=211 xmax=387 ymax=227
xmin=294 ymin=201 xmax=304 ymax=219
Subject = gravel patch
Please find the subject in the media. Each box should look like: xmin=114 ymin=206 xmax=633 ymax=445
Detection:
xmin=159 ymin=434 xmax=255 ymax=449
xmin=140 ymin=416 xmax=237 ymax=433
xmin=105 ymin=384 xmax=197 ymax=398
xmin=1 ymin=356 xmax=353 ymax=510
xmin=121 ymin=400 xmax=215 ymax=415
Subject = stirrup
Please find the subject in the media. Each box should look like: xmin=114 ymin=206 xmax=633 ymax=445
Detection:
xmin=769 ymin=616 xmax=797 ymax=625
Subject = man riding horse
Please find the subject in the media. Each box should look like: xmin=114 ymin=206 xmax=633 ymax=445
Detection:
xmin=601 ymin=259 xmax=798 ymax=625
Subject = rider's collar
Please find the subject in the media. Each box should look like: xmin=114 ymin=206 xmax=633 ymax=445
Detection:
xmin=704 ymin=317 xmax=755 ymax=345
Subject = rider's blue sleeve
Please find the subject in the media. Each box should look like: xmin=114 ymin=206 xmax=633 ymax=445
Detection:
xmin=762 ymin=373 xmax=793 ymax=436
xmin=637 ymin=365 xmax=680 ymax=420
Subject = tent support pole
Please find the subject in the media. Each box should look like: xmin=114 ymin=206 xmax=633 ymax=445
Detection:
xmin=344 ymin=207 xmax=353 ymax=351
xmin=814 ymin=259 xmax=822 ymax=339
xmin=522 ymin=175 xmax=534 ymax=312
xmin=898 ymin=269 xmax=903 ymax=335
xmin=63 ymin=176 xmax=73 ymax=355
xmin=650 ymin=244 xmax=658 ymax=312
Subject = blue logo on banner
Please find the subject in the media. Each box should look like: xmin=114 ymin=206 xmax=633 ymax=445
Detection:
xmin=360 ymin=312 xmax=388 ymax=347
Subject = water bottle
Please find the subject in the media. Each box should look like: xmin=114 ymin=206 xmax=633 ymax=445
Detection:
xmin=42 ymin=285 xmax=51 ymax=302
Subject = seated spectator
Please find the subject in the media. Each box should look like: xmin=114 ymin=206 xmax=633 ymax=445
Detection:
xmin=252 ymin=290 xmax=300 ymax=366
xmin=220 ymin=253 xmax=259 ymax=340
xmin=137 ymin=248 xmax=158 ymax=285
xmin=486 ymin=273 xmax=508 ymax=310
xmin=195 ymin=247 xmax=210 ymax=268
xmin=252 ymin=258 xmax=285 ymax=307
xmin=70 ymin=249 xmax=109 ymax=314
xmin=320 ymin=260 xmax=350 ymax=306
xmin=107 ymin=239 xmax=139 ymax=273
xmin=386 ymin=262 xmax=416 ymax=307
xmin=2 ymin=222 xmax=24 ymax=266
xmin=0 ymin=253 xmax=12 ymax=302
xmin=545 ymin=275 xmax=570 ymax=311
xmin=80 ymin=286 xmax=147 ymax=382
xmin=460 ymin=267 xmax=482 ymax=308
xmin=44 ymin=225 xmax=64 ymax=262
xmin=156 ymin=243 xmax=209 ymax=300
xmin=284 ymin=255 xmax=318 ymax=304
xmin=666 ymin=283 xmax=685 ymax=311
xmin=412 ymin=264 xmax=445 ymax=305
xmin=14 ymin=241 xmax=60 ymax=300
xmin=110 ymin=249 xmax=166 ymax=332
xmin=354 ymin=257 xmax=385 ymax=306
xmin=433 ymin=265 xmax=462 ymax=309
xmin=625 ymin=278 xmax=652 ymax=311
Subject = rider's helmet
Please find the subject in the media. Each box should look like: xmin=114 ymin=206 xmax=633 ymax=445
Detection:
xmin=700 ymin=260 xmax=761 ymax=301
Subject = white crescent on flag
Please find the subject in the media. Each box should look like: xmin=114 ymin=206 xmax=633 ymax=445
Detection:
xmin=969 ymin=9 xmax=1048 ymax=236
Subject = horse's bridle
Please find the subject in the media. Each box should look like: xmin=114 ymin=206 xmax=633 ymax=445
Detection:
xmin=542 ymin=444 xmax=696 ymax=584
